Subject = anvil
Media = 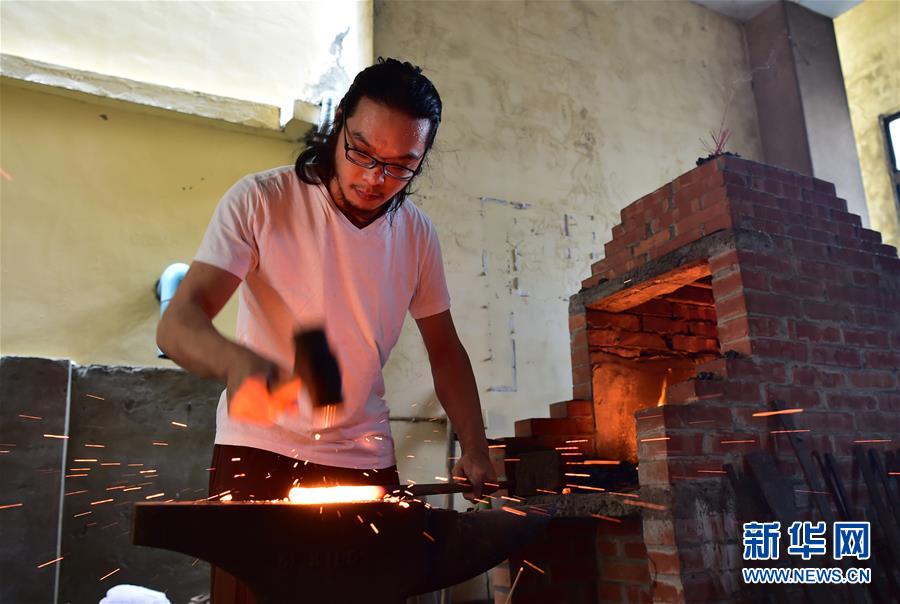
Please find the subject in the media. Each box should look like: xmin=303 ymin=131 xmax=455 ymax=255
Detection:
xmin=132 ymin=499 xmax=548 ymax=603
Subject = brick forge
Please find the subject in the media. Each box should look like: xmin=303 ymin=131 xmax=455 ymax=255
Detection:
xmin=497 ymin=156 xmax=900 ymax=604
xmin=574 ymin=155 xmax=900 ymax=603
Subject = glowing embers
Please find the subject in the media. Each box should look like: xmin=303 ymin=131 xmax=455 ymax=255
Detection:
xmin=286 ymin=485 xmax=387 ymax=505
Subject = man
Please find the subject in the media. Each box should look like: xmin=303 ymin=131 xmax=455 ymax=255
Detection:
xmin=156 ymin=58 xmax=496 ymax=602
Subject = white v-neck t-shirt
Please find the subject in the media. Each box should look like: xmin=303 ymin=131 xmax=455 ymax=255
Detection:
xmin=194 ymin=166 xmax=451 ymax=469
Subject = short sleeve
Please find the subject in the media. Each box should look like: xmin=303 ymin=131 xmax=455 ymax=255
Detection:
xmin=194 ymin=176 xmax=260 ymax=280
xmin=409 ymin=220 xmax=451 ymax=319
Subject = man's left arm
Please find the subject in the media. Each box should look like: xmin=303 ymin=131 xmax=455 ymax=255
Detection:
xmin=416 ymin=309 xmax=497 ymax=498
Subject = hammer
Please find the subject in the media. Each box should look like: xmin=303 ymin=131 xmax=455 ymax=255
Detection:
xmin=293 ymin=328 xmax=343 ymax=407
xmin=229 ymin=328 xmax=343 ymax=424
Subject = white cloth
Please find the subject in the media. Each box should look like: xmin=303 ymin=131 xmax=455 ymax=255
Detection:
xmin=194 ymin=166 xmax=451 ymax=469
xmin=98 ymin=584 xmax=171 ymax=604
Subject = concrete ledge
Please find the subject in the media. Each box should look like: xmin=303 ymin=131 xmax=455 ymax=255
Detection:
xmin=1 ymin=53 xmax=319 ymax=141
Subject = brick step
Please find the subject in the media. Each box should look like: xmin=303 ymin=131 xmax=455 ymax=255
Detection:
xmin=515 ymin=417 xmax=593 ymax=437
xmin=693 ymin=357 xmax=788 ymax=384
xmin=664 ymin=378 xmax=725 ymax=404
xmin=665 ymin=376 xmax=763 ymax=405
xmin=549 ymin=399 xmax=593 ymax=419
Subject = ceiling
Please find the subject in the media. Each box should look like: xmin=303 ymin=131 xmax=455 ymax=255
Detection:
xmin=691 ymin=0 xmax=863 ymax=22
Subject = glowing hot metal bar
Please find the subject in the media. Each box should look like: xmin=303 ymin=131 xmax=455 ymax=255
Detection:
xmin=287 ymin=485 xmax=385 ymax=504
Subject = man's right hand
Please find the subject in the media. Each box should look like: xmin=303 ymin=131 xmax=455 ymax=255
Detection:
xmin=226 ymin=348 xmax=300 ymax=425
xmin=155 ymin=261 xmax=298 ymax=424
xmin=225 ymin=347 xmax=281 ymax=404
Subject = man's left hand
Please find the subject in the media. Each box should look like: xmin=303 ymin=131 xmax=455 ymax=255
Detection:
xmin=451 ymin=449 xmax=498 ymax=500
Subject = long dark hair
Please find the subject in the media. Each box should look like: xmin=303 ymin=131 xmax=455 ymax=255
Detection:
xmin=295 ymin=57 xmax=442 ymax=217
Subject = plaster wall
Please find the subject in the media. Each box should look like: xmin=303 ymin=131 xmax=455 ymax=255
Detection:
xmin=787 ymin=1 xmax=869 ymax=226
xmin=0 ymin=0 xmax=373 ymax=119
xmin=0 ymin=85 xmax=298 ymax=366
xmin=374 ymin=0 xmax=763 ymax=444
xmin=835 ymin=0 xmax=900 ymax=249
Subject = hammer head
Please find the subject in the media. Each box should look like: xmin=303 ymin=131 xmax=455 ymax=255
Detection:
xmin=293 ymin=328 xmax=343 ymax=407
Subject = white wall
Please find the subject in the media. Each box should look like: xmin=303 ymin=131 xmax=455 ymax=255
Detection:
xmin=375 ymin=0 xmax=763 ymax=472
xmin=0 ymin=0 xmax=373 ymax=120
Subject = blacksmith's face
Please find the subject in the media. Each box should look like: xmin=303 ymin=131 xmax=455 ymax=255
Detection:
xmin=332 ymin=96 xmax=430 ymax=214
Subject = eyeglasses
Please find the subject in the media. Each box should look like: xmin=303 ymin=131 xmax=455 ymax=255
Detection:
xmin=343 ymin=126 xmax=419 ymax=181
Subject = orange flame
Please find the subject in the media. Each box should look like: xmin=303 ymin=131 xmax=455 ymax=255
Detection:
xmin=657 ymin=368 xmax=671 ymax=407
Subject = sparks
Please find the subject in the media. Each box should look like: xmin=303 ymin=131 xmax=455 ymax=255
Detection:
xmin=622 ymin=499 xmax=666 ymax=511
xmin=590 ymin=513 xmax=623 ymax=523
xmin=369 ymin=523 xmax=379 ymax=534
xmin=91 ymin=498 xmax=114 ymax=506
xmin=771 ymin=429 xmax=810 ymax=434
xmin=607 ymin=491 xmax=639 ymax=498
xmin=145 ymin=493 xmax=165 ymax=500
xmin=84 ymin=444 xmax=105 ymax=448
xmin=152 ymin=442 xmax=169 ymax=446
xmin=501 ymin=506 xmax=527 ymax=517
xmin=85 ymin=394 xmax=105 ymax=400
xmin=422 ymin=531 xmax=435 ymax=542
xmin=566 ymin=484 xmax=606 ymax=492
xmin=640 ymin=436 xmax=670 ymax=443
xmin=64 ymin=490 xmax=88 ymax=496
xmin=720 ymin=439 xmax=756 ymax=444
xmin=73 ymin=511 xmax=92 ymax=518
xmin=853 ymin=439 xmax=892 ymax=443
xmin=43 ymin=434 xmax=68 ymax=439
xmin=752 ymin=408 xmax=803 ymax=417
xmin=0 ymin=503 xmax=23 ymax=510
xmin=37 ymin=556 xmax=64 ymax=569
xmin=565 ymin=473 xmax=591 ymax=477
xmin=171 ymin=421 xmax=187 ymax=428
xmin=488 ymin=444 xmax=506 ymax=448
xmin=73 ymin=459 xmax=97 ymax=463
xmin=18 ymin=414 xmax=42 ymax=420
xmin=522 ymin=559 xmax=545 ymax=574
xmin=99 ymin=568 xmax=120 ymax=581
xmin=637 ymin=413 xmax=663 ymax=420
xmin=505 ymin=566 xmax=525 ymax=604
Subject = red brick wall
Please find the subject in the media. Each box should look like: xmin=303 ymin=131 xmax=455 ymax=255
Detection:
xmin=494 ymin=516 xmax=652 ymax=604
xmin=570 ymin=156 xmax=899 ymax=602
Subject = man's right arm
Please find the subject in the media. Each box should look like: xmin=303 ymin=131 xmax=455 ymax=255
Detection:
xmin=156 ymin=261 xmax=278 ymax=400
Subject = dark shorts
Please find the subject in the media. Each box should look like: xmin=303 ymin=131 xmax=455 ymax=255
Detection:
xmin=207 ymin=444 xmax=400 ymax=604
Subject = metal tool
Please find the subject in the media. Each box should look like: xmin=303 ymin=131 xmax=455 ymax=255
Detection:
xmin=132 ymin=499 xmax=548 ymax=604
xmin=293 ymin=328 xmax=343 ymax=407
xmin=388 ymin=481 xmax=512 ymax=498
